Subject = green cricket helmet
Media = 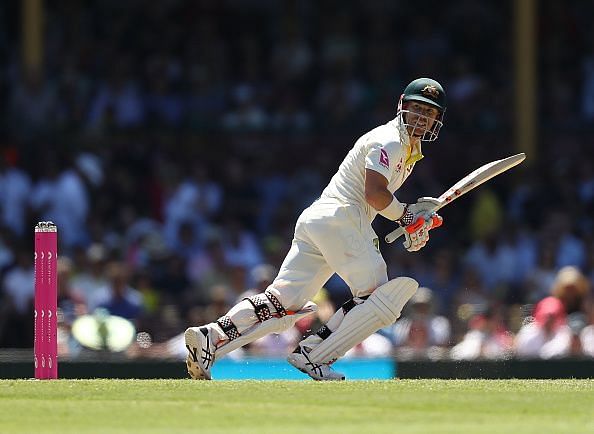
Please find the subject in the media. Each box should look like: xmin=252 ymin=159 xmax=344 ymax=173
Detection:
xmin=397 ymin=78 xmax=446 ymax=141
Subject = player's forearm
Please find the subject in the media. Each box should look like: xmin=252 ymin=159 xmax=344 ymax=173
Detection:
xmin=365 ymin=187 xmax=395 ymax=211
xmin=366 ymin=187 xmax=406 ymax=221
xmin=364 ymin=168 xmax=406 ymax=220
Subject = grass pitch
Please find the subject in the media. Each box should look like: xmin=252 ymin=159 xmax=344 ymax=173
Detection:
xmin=0 ymin=379 xmax=592 ymax=434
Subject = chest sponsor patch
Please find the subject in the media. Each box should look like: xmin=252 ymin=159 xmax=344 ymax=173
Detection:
xmin=379 ymin=148 xmax=390 ymax=169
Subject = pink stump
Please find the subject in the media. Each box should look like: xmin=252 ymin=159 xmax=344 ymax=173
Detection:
xmin=34 ymin=222 xmax=58 ymax=379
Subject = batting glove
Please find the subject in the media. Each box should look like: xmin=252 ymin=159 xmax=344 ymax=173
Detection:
xmin=396 ymin=198 xmax=443 ymax=252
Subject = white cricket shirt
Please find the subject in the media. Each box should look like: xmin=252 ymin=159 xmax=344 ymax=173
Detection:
xmin=320 ymin=118 xmax=422 ymax=223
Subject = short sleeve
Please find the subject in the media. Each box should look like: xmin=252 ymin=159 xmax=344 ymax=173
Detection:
xmin=365 ymin=142 xmax=401 ymax=180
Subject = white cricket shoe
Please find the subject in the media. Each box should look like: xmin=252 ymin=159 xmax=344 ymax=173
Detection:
xmin=184 ymin=326 xmax=215 ymax=380
xmin=287 ymin=346 xmax=345 ymax=381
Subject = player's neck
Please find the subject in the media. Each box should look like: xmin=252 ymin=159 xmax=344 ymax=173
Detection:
xmin=409 ymin=135 xmax=421 ymax=145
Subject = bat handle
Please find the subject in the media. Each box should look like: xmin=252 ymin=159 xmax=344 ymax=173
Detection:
xmin=385 ymin=226 xmax=405 ymax=243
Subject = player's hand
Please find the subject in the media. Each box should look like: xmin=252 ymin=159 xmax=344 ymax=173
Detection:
xmin=395 ymin=197 xmax=441 ymax=228
xmin=398 ymin=208 xmax=443 ymax=252
xmin=403 ymin=213 xmax=442 ymax=251
xmin=407 ymin=197 xmax=442 ymax=216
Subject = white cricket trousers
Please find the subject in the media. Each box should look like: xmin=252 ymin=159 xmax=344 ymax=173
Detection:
xmin=266 ymin=198 xmax=388 ymax=310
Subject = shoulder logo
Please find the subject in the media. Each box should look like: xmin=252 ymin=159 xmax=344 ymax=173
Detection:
xmin=379 ymin=149 xmax=390 ymax=169
xmin=421 ymin=85 xmax=439 ymax=99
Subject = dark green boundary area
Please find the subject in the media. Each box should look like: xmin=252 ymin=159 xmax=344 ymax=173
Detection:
xmin=1 ymin=359 xmax=592 ymax=379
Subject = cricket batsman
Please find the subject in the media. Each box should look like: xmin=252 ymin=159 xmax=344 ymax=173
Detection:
xmin=185 ymin=78 xmax=447 ymax=380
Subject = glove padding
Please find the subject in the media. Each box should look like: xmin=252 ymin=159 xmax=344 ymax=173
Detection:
xmin=402 ymin=213 xmax=443 ymax=251
xmin=398 ymin=197 xmax=443 ymax=252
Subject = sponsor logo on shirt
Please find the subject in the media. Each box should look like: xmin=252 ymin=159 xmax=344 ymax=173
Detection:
xmin=379 ymin=148 xmax=390 ymax=169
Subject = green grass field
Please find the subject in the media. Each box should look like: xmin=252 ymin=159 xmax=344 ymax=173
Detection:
xmin=0 ymin=379 xmax=592 ymax=434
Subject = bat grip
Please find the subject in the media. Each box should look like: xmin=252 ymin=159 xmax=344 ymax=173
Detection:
xmin=385 ymin=227 xmax=405 ymax=243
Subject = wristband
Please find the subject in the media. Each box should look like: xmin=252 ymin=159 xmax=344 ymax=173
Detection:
xmin=379 ymin=197 xmax=406 ymax=221
xmin=396 ymin=205 xmax=414 ymax=227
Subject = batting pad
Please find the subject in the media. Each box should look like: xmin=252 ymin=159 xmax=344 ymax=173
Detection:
xmin=307 ymin=277 xmax=418 ymax=364
xmin=216 ymin=301 xmax=318 ymax=358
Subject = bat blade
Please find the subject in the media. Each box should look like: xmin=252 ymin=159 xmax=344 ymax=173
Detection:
xmin=384 ymin=153 xmax=525 ymax=244
xmin=435 ymin=153 xmax=525 ymax=209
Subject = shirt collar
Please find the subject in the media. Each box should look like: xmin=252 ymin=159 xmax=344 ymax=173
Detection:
xmin=406 ymin=140 xmax=424 ymax=166
xmin=391 ymin=118 xmax=424 ymax=165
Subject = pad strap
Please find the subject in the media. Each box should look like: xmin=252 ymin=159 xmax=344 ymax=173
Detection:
xmin=317 ymin=296 xmax=369 ymax=340
xmin=245 ymin=294 xmax=273 ymax=322
xmin=265 ymin=289 xmax=287 ymax=317
xmin=316 ymin=325 xmax=332 ymax=339
xmin=216 ymin=315 xmax=240 ymax=341
xmin=341 ymin=298 xmax=357 ymax=315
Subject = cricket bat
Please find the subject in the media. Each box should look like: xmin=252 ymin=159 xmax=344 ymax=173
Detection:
xmin=385 ymin=153 xmax=526 ymax=244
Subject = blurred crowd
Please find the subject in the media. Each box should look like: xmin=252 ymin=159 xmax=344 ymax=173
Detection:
xmin=0 ymin=0 xmax=593 ymax=361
